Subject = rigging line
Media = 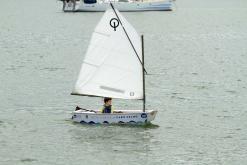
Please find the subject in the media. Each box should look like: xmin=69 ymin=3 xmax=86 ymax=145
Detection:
xmin=110 ymin=3 xmax=147 ymax=74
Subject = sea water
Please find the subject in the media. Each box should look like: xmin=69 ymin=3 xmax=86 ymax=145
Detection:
xmin=0 ymin=0 xmax=247 ymax=164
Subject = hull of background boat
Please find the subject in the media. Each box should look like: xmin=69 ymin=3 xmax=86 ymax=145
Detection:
xmin=63 ymin=1 xmax=172 ymax=12
xmin=72 ymin=109 xmax=157 ymax=124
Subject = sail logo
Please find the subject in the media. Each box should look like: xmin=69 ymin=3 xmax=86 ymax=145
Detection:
xmin=130 ymin=92 xmax=135 ymax=96
xmin=110 ymin=18 xmax=119 ymax=31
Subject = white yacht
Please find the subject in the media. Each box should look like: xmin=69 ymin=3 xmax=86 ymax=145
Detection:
xmin=60 ymin=0 xmax=173 ymax=12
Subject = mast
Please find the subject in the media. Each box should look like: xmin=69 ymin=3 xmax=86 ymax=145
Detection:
xmin=110 ymin=3 xmax=147 ymax=74
xmin=141 ymin=35 xmax=146 ymax=112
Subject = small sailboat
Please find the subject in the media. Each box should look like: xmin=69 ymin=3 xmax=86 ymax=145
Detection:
xmin=71 ymin=3 xmax=157 ymax=124
xmin=60 ymin=0 xmax=173 ymax=12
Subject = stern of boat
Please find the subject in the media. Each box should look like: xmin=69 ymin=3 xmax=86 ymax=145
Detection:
xmin=61 ymin=0 xmax=80 ymax=12
xmin=147 ymin=110 xmax=158 ymax=122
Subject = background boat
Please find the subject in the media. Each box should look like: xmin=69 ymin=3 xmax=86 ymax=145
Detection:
xmin=60 ymin=0 xmax=173 ymax=12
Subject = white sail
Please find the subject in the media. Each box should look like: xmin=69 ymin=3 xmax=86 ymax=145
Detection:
xmin=72 ymin=8 xmax=143 ymax=99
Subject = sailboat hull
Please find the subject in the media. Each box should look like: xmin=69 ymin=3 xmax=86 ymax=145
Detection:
xmin=72 ymin=110 xmax=157 ymax=124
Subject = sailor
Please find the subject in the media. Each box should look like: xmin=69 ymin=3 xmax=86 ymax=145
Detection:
xmin=101 ymin=97 xmax=113 ymax=113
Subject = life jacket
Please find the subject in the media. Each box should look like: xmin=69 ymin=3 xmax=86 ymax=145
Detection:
xmin=101 ymin=105 xmax=113 ymax=113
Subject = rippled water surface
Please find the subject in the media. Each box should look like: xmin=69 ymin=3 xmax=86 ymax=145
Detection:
xmin=1 ymin=0 xmax=247 ymax=164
